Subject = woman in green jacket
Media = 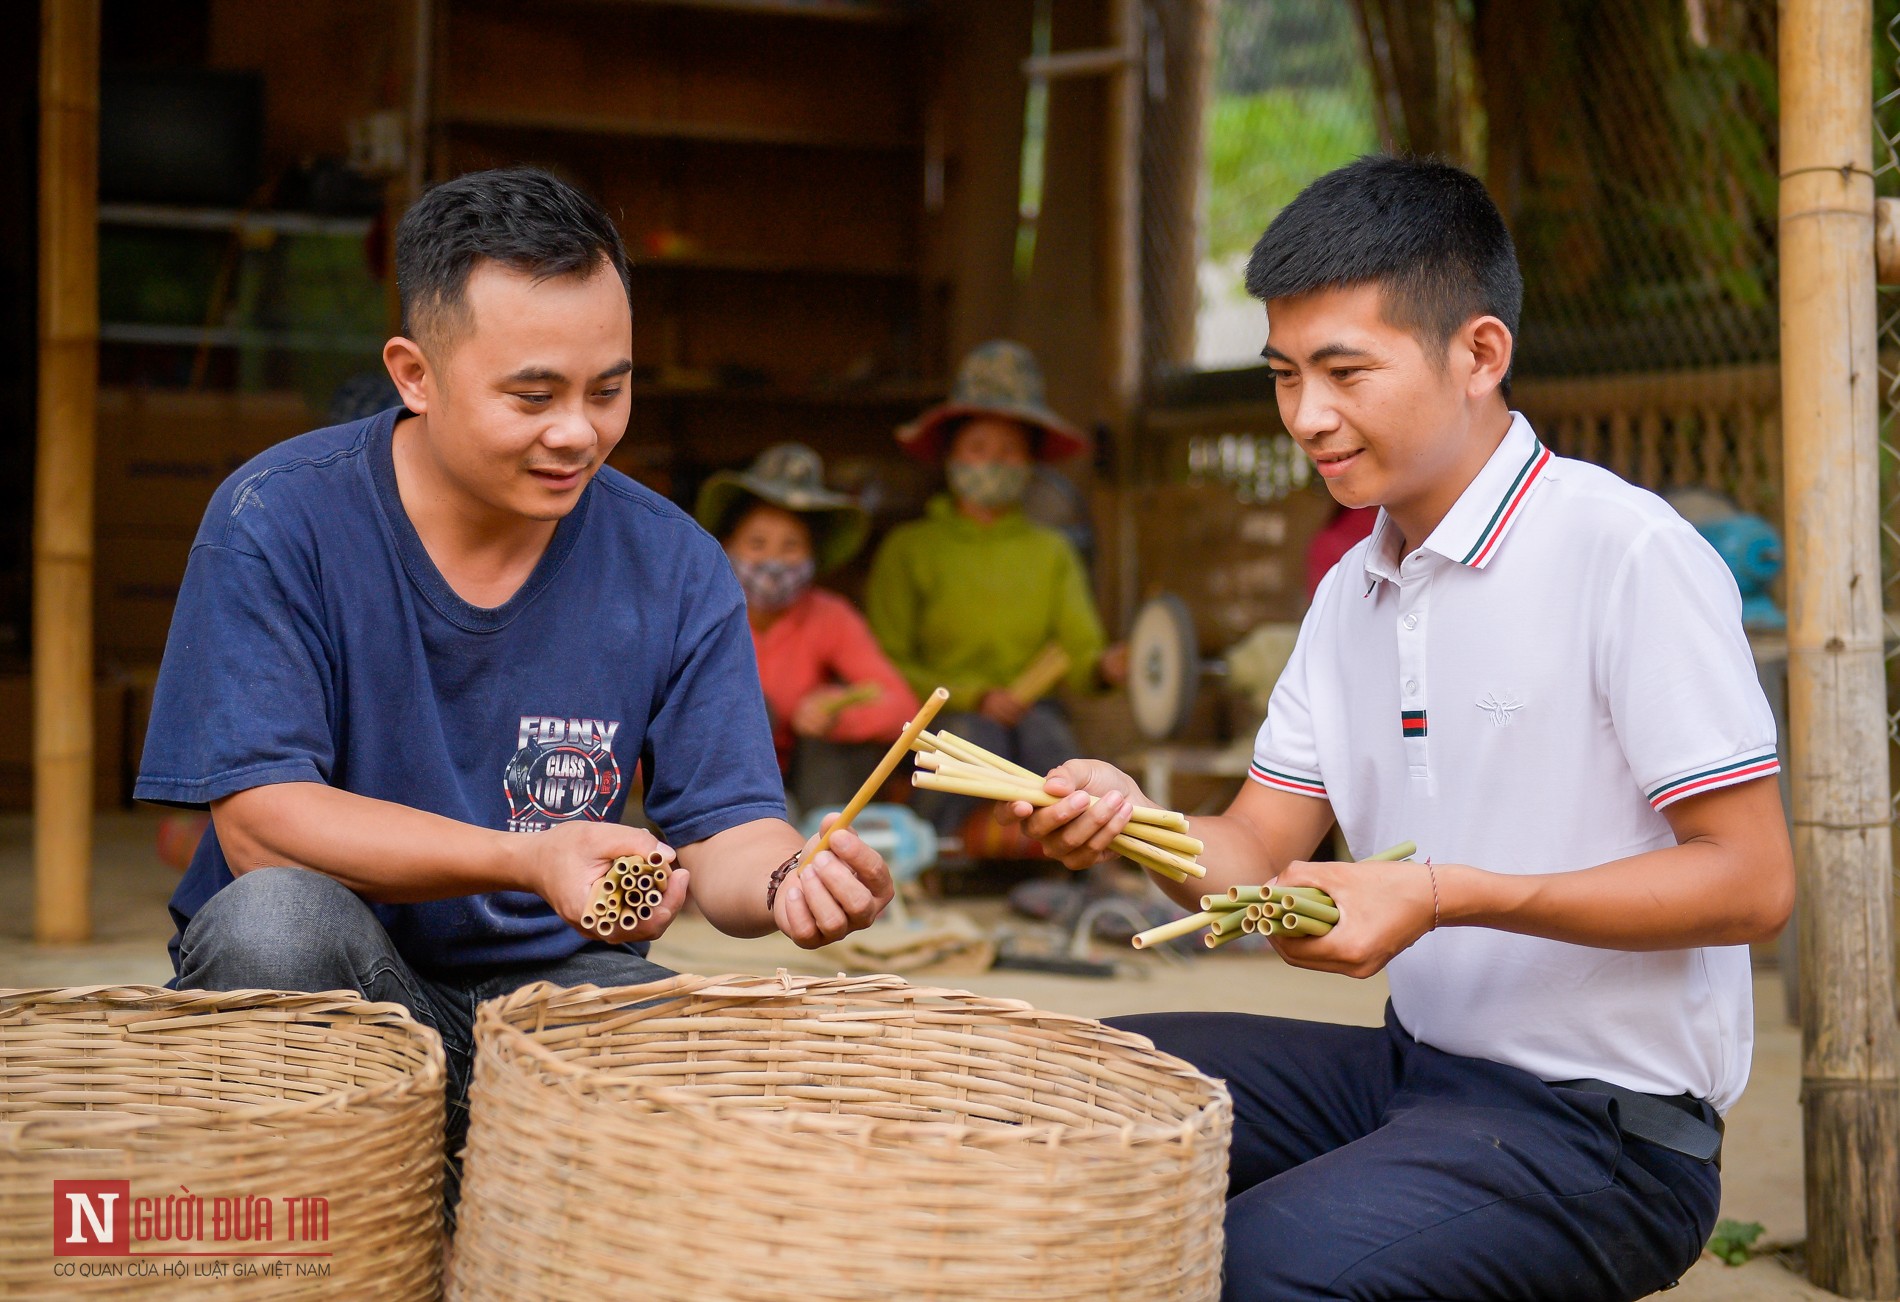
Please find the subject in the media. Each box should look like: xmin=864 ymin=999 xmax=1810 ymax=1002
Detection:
xmin=867 ymin=340 xmax=1127 ymax=836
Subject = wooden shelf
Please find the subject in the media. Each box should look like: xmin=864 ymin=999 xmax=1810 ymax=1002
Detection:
xmin=99 ymin=204 xmax=375 ymax=239
xmin=630 ymin=251 xmax=916 ymax=279
xmin=509 ymin=0 xmax=916 ymax=22
xmin=629 ymin=382 xmax=938 ymax=406
xmin=100 ymin=323 xmax=385 ymax=352
xmin=441 ymin=105 xmax=917 ymax=153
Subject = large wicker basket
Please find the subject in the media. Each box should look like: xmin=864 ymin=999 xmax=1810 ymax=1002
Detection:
xmin=453 ymin=972 xmax=1231 ymax=1302
xmin=0 ymin=985 xmax=446 ymax=1298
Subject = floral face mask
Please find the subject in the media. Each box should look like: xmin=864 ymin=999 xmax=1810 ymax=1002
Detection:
xmin=947 ymin=461 xmax=1031 ymax=510
xmin=731 ymin=557 xmax=815 ymax=612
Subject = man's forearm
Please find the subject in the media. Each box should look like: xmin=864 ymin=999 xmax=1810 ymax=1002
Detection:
xmin=213 ymin=781 xmax=529 ymax=903
xmin=677 ymin=817 xmax=805 ymax=936
xmin=1439 ymin=841 xmax=1790 ymax=950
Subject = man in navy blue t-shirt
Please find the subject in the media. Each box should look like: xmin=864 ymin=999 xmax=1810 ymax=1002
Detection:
xmin=138 ymin=169 xmax=895 ymax=1161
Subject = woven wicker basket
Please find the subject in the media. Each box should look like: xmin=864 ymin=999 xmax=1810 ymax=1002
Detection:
xmin=0 ymin=985 xmax=446 ymax=1298
xmin=453 ymin=972 xmax=1231 ymax=1302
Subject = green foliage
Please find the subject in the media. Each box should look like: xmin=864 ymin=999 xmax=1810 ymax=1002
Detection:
xmin=1203 ymin=86 xmax=1380 ymax=265
xmin=1707 ymin=1219 xmax=1765 ymax=1267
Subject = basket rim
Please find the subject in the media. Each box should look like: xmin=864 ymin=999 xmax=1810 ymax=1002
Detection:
xmin=474 ymin=972 xmax=1231 ymax=1148
xmin=1 ymin=984 xmax=446 ymax=1149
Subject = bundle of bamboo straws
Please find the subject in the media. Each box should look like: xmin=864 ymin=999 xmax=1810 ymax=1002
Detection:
xmin=1130 ymin=841 xmax=1418 ymax=951
xmin=908 ymin=729 xmax=1208 ymax=882
xmin=580 ymin=853 xmax=673 ymax=937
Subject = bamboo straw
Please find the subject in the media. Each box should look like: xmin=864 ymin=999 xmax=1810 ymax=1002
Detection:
xmin=1276 ymin=912 xmax=1331 ymax=938
xmin=633 ymin=904 xmax=654 ymax=921
xmin=1118 ymin=822 xmax=1205 ymax=857
xmin=650 ymin=866 xmax=669 ymax=888
xmin=922 ymin=729 xmax=1191 ymax=833
xmin=1240 ymin=913 xmax=1258 ymax=933
xmin=920 ymin=729 xmax=1041 ymax=782
xmin=1131 ymin=911 xmax=1223 ymax=949
xmin=1200 ymin=895 xmax=1245 ymax=911
xmin=1281 ymin=895 xmax=1340 ymax=925
xmin=797 ymin=687 xmax=949 ymax=872
xmin=910 ymin=770 xmax=1202 ymax=870
xmin=645 ymin=851 xmax=669 ymax=868
xmin=820 ymin=681 xmax=883 ymax=717
xmin=1007 ymin=643 xmax=1072 ymax=704
xmin=1210 ymin=908 xmax=1248 ymax=937
xmin=1202 ymin=927 xmax=1244 ymax=950
xmin=1227 ymin=886 xmax=1267 ymax=904
xmin=644 ymin=890 xmax=664 ymax=907
xmin=909 ymin=773 xmax=1199 ymax=881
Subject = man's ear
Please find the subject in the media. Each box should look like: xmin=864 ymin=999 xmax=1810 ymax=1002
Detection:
xmin=382 ymin=336 xmax=434 ymax=415
xmin=1462 ymin=315 xmax=1514 ymax=401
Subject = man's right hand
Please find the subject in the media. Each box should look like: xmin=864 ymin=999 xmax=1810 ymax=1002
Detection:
xmin=978 ymin=688 xmax=1030 ymax=727
xmin=1000 ymin=759 xmax=1152 ymax=871
xmin=517 ymin=819 xmax=689 ymax=945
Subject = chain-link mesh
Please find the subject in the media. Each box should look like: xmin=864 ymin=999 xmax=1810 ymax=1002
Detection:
xmin=1871 ymin=7 xmax=1900 ymax=817
xmin=1141 ymin=0 xmax=1779 ymax=384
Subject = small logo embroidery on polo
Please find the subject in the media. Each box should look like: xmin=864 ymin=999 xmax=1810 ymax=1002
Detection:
xmin=1477 ymin=693 xmax=1525 ymax=727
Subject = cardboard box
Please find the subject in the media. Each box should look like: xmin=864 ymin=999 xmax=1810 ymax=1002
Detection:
xmin=95 ymin=534 xmax=195 ymax=663
xmin=97 ymin=388 xmax=314 ymax=539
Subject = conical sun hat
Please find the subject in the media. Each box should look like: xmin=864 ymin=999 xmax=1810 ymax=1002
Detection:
xmin=896 ymin=339 xmax=1089 ymax=462
xmin=694 ymin=443 xmax=870 ymax=573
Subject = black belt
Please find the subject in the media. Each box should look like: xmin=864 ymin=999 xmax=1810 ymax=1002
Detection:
xmin=1550 ymin=1078 xmax=1724 ymax=1164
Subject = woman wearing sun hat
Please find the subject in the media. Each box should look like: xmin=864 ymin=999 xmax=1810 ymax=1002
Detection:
xmin=697 ymin=443 xmax=920 ymax=813
xmin=866 ymin=340 xmax=1127 ymax=837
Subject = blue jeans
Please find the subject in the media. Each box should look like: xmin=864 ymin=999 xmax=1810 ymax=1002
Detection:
xmin=914 ymin=701 xmax=1080 ymax=836
xmin=172 ymin=867 xmax=673 ymax=1218
xmin=1109 ymin=1006 xmax=1720 ymax=1302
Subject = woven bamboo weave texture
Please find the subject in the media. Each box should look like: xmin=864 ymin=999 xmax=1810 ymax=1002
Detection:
xmin=0 ymin=985 xmax=445 ymax=1298
xmin=452 ymin=972 xmax=1230 ymax=1301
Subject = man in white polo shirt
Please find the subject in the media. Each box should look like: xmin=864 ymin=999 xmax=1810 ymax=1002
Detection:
xmin=1008 ymin=156 xmax=1792 ymax=1301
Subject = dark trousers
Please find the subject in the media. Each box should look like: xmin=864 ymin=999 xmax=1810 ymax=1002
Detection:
xmin=913 ymin=701 xmax=1080 ymax=836
xmin=1109 ymin=1006 xmax=1720 ymax=1302
xmin=172 ymin=866 xmax=673 ymax=1218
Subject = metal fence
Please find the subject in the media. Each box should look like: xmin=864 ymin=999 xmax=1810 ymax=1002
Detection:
xmin=1145 ymin=0 xmax=1781 ymax=383
xmin=1872 ymin=8 xmax=1900 ymax=820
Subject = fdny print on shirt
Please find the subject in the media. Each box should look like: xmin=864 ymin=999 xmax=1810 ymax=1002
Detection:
xmin=504 ymin=714 xmax=623 ymax=831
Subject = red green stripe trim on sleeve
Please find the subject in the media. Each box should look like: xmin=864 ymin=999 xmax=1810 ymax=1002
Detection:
xmin=1401 ymin=710 xmax=1428 ymax=737
xmin=1249 ymin=762 xmax=1328 ymax=798
xmin=1646 ymin=752 xmax=1781 ymax=810
xmin=1461 ymin=442 xmax=1551 ymax=568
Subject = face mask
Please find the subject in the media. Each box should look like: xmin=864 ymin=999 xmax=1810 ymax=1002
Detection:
xmin=732 ymin=557 xmax=814 ymax=612
xmin=947 ymin=461 xmax=1031 ymax=510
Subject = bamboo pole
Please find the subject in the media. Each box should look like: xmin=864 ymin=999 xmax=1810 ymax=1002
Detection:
xmin=1781 ymin=0 xmax=1900 ymax=1292
xmin=34 ymin=0 xmax=99 ymax=945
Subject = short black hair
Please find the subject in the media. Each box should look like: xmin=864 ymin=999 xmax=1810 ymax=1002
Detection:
xmin=395 ymin=167 xmax=631 ymax=351
xmin=1245 ymin=155 xmax=1522 ymax=391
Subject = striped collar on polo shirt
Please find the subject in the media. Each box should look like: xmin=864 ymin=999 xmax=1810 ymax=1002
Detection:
xmin=1362 ymin=412 xmax=1553 ymax=591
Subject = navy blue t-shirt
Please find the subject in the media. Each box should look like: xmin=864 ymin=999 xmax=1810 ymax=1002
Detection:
xmin=137 ymin=407 xmax=785 ymax=972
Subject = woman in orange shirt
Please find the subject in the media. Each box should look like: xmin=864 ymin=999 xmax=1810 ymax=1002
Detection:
xmin=696 ymin=444 xmax=920 ymax=815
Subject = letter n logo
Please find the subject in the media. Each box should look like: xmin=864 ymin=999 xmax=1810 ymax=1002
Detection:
xmin=52 ymin=1180 xmax=129 ymax=1256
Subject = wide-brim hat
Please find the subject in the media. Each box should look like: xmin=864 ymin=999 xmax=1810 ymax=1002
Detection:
xmin=694 ymin=443 xmax=870 ymax=573
xmin=896 ymin=339 xmax=1089 ymax=463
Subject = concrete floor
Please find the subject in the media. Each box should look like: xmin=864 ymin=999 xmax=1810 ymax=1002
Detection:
xmin=0 ymin=812 xmax=1839 ymax=1299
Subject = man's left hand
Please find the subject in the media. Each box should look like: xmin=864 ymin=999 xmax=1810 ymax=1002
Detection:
xmin=1268 ymin=857 xmax=1439 ymax=979
xmin=771 ymin=819 xmax=895 ymax=948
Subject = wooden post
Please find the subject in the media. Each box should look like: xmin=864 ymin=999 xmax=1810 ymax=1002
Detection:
xmin=35 ymin=0 xmax=99 ymax=945
xmin=1780 ymin=0 xmax=1900 ymax=1294
xmin=1103 ymin=0 xmax=1141 ymax=629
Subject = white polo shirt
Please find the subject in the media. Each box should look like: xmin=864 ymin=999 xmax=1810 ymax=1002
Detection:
xmin=1251 ymin=411 xmax=1778 ymax=1112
